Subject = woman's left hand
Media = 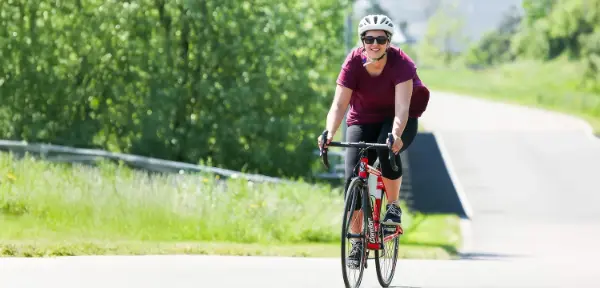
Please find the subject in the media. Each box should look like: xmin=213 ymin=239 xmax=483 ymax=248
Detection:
xmin=388 ymin=134 xmax=403 ymax=154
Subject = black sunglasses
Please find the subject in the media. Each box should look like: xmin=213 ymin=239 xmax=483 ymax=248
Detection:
xmin=362 ymin=36 xmax=388 ymax=45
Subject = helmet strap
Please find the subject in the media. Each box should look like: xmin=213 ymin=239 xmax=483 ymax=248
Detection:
xmin=370 ymin=52 xmax=387 ymax=61
xmin=362 ymin=47 xmax=388 ymax=66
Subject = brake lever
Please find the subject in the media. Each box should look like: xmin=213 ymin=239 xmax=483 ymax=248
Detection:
xmin=387 ymin=133 xmax=398 ymax=172
xmin=320 ymin=130 xmax=330 ymax=169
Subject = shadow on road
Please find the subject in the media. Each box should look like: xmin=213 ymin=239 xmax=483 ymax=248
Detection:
xmin=457 ymin=252 xmax=527 ymax=261
xmin=400 ymin=241 xmax=458 ymax=256
xmin=400 ymin=132 xmax=468 ymax=219
xmin=397 ymin=242 xmax=525 ymax=261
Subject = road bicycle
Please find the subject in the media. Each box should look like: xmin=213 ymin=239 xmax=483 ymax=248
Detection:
xmin=319 ymin=130 xmax=402 ymax=288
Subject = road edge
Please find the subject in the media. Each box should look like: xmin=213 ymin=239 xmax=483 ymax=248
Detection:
xmin=430 ymin=131 xmax=474 ymax=254
xmin=578 ymin=117 xmax=600 ymax=145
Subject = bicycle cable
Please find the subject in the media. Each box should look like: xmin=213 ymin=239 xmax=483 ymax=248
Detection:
xmin=350 ymin=145 xmax=379 ymax=177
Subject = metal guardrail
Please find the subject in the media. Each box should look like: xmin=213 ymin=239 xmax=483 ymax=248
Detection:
xmin=0 ymin=140 xmax=290 ymax=184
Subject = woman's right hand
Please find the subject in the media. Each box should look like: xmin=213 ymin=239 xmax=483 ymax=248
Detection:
xmin=318 ymin=130 xmax=333 ymax=149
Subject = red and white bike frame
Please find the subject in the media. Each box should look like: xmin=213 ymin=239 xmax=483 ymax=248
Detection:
xmin=358 ymin=156 xmax=403 ymax=250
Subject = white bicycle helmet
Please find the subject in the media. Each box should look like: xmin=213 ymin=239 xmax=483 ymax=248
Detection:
xmin=357 ymin=14 xmax=395 ymax=37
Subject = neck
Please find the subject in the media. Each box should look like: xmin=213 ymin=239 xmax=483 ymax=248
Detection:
xmin=373 ymin=56 xmax=386 ymax=67
xmin=369 ymin=54 xmax=387 ymax=69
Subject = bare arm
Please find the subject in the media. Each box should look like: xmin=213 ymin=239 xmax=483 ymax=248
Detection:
xmin=325 ymin=84 xmax=353 ymax=138
xmin=392 ymin=79 xmax=413 ymax=139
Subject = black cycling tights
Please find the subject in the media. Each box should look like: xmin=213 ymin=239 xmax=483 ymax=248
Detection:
xmin=343 ymin=117 xmax=418 ymax=204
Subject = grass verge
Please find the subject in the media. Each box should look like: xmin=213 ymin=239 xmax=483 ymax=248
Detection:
xmin=0 ymin=152 xmax=460 ymax=258
xmin=419 ymin=59 xmax=600 ymax=134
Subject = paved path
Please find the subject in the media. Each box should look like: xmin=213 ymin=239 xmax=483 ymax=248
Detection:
xmin=0 ymin=255 xmax=596 ymax=288
xmin=1 ymin=91 xmax=599 ymax=288
xmin=420 ymin=92 xmax=600 ymax=264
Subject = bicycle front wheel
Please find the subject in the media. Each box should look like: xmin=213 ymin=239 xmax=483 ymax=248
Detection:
xmin=341 ymin=177 xmax=368 ymax=288
xmin=374 ymin=184 xmax=400 ymax=287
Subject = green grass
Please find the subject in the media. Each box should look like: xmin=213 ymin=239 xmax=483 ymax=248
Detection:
xmin=419 ymin=59 xmax=600 ymax=134
xmin=0 ymin=239 xmax=456 ymax=259
xmin=0 ymin=152 xmax=461 ymax=258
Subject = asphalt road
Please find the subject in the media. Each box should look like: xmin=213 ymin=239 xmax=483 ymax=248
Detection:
xmin=1 ymin=91 xmax=599 ymax=287
xmin=421 ymin=92 xmax=600 ymax=262
xmin=1 ymin=254 xmax=596 ymax=288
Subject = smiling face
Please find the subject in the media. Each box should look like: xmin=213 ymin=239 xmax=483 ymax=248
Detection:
xmin=362 ymin=30 xmax=389 ymax=59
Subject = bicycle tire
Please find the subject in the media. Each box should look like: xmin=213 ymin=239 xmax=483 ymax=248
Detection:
xmin=341 ymin=177 xmax=368 ymax=288
xmin=374 ymin=217 xmax=399 ymax=286
xmin=372 ymin=160 xmax=400 ymax=287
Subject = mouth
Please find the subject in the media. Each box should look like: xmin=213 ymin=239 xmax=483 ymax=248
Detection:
xmin=370 ymin=48 xmax=381 ymax=52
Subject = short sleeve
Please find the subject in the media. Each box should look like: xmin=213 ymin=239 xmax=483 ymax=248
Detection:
xmin=336 ymin=50 xmax=359 ymax=90
xmin=393 ymin=49 xmax=417 ymax=86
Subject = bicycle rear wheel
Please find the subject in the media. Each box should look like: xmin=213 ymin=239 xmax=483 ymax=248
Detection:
xmin=341 ymin=177 xmax=368 ymax=288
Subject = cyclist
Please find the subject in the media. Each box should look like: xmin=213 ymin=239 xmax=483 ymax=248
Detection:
xmin=318 ymin=14 xmax=430 ymax=268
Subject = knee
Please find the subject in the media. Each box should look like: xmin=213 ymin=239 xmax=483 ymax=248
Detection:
xmin=380 ymin=156 xmax=403 ymax=180
xmin=382 ymin=171 xmax=402 ymax=180
xmin=382 ymin=175 xmax=403 ymax=182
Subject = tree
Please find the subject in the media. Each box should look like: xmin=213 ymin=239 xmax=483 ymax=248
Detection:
xmin=417 ymin=0 xmax=467 ymax=66
xmin=0 ymin=0 xmax=353 ymax=179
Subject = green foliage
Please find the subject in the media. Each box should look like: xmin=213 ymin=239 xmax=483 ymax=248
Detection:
xmin=0 ymin=0 xmax=351 ymax=179
xmin=581 ymin=29 xmax=600 ymax=90
xmin=458 ymin=0 xmax=600 ymax=92
xmin=0 ymin=151 xmax=462 ymax=256
xmin=514 ymin=0 xmax=600 ymax=90
xmin=522 ymin=0 xmax=557 ymax=25
xmin=416 ymin=0 xmax=467 ymax=67
xmin=419 ymin=0 xmax=600 ymax=137
xmin=0 ymin=152 xmax=343 ymax=244
xmin=419 ymin=59 xmax=600 ymax=133
xmin=464 ymin=6 xmax=521 ymax=67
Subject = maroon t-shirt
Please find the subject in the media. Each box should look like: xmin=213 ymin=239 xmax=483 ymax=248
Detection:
xmin=336 ymin=46 xmax=430 ymax=126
